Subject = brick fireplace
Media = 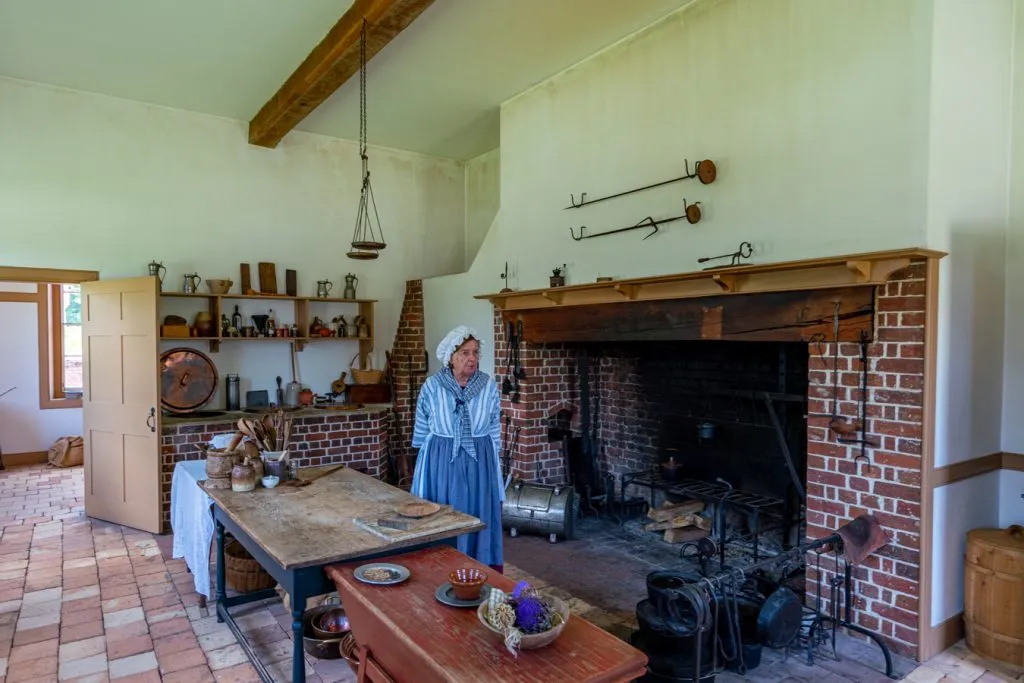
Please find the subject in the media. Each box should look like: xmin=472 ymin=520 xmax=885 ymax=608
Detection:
xmin=481 ymin=250 xmax=939 ymax=658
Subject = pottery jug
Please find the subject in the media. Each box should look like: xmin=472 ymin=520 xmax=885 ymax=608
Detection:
xmin=231 ymin=456 xmax=257 ymax=492
xmin=249 ymin=455 xmax=265 ymax=483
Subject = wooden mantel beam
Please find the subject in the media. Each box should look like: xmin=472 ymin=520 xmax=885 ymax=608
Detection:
xmin=475 ymin=247 xmax=947 ymax=312
xmin=248 ymin=0 xmax=436 ymax=149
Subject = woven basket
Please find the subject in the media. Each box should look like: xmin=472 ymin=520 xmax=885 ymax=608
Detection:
xmin=350 ymin=369 xmax=383 ymax=384
xmin=225 ymin=539 xmax=276 ymax=593
xmin=349 ymin=351 xmax=383 ymax=384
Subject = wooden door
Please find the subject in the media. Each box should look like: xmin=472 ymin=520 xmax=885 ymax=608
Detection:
xmin=82 ymin=277 xmax=160 ymax=533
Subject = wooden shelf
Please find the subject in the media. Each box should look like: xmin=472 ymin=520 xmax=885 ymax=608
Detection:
xmin=159 ymin=292 xmax=377 ymax=303
xmin=159 ymin=335 xmax=372 ymax=353
xmin=476 ymin=247 xmax=947 ymax=312
xmin=157 ymin=285 xmax=376 ymax=366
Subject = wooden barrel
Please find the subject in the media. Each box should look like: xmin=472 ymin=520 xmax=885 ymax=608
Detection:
xmin=964 ymin=525 xmax=1024 ymax=667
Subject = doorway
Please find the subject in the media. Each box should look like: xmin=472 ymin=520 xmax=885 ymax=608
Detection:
xmin=0 ymin=267 xmax=164 ymax=534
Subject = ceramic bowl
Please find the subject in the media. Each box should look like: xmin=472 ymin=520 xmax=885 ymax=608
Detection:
xmin=448 ymin=567 xmax=488 ymax=601
xmin=206 ymin=279 xmax=232 ymax=294
xmin=312 ymin=607 xmax=351 ymax=640
xmin=261 ymin=475 xmax=280 ymax=489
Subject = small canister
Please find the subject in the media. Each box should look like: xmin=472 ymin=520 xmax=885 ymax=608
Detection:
xmin=226 ymin=374 xmax=240 ymax=411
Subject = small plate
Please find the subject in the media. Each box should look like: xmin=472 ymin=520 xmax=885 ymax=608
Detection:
xmin=353 ymin=563 xmax=410 ymax=586
xmin=434 ymin=582 xmax=491 ymax=608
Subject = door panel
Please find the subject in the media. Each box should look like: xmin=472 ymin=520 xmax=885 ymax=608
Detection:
xmin=82 ymin=276 xmax=160 ymax=533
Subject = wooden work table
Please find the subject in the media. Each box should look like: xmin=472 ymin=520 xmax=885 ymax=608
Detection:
xmin=327 ymin=545 xmax=649 ymax=683
xmin=206 ymin=467 xmax=484 ymax=683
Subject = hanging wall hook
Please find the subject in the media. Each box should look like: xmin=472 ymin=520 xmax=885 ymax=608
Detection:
xmin=569 ymin=193 xmax=588 ymax=208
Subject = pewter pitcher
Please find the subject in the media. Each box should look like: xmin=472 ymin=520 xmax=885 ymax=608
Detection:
xmin=183 ymin=273 xmax=202 ymax=294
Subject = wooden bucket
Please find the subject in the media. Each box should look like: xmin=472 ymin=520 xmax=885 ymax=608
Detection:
xmin=964 ymin=525 xmax=1024 ymax=667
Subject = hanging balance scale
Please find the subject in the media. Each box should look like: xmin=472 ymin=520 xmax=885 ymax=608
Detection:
xmin=347 ymin=19 xmax=387 ymax=261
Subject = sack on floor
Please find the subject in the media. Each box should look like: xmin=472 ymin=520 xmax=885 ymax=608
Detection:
xmin=48 ymin=436 xmax=84 ymax=468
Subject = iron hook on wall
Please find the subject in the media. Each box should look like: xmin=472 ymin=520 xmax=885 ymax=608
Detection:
xmin=569 ymin=199 xmax=702 ymax=242
xmin=565 ymin=159 xmax=717 ymax=210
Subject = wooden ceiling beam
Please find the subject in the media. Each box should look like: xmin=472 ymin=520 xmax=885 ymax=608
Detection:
xmin=248 ymin=0 xmax=436 ymax=149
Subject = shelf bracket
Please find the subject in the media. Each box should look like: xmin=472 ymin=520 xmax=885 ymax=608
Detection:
xmin=712 ymin=273 xmax=737 ymax=292
xmin=613 ymin=283 xmax=640 ymax=300
xmin=845 ymin=260 xmax=873 ymax=284
xmin=541 ymin=290 xmax=565 ymax=305
xmin=208 ymin=340 xmax=220 ymax=353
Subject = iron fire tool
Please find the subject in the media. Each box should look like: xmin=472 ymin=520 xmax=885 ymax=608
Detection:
xmin=697 ymin=241 xmax=754 ymax=269
xmin=660 ymin=515 xmax=896 ymax=680
xmin=501 ymin=321 xmax=515 ymax=396
xmin=568 ymin=199 xmax=702 ymax=241
xmin=565 ymin=158 xmax=717 ymax=210
xmin=500 ymin=414 xmax=512 ymax=481
xmin=836 ymin=330 xmax=878 ymax=466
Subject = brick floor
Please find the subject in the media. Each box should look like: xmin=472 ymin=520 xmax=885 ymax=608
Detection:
xmin=0 ymin=463 xmax=1018 ymax=683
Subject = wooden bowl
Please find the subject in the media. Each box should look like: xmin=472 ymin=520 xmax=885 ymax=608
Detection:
xmin=477 ymin=596 xmax=570 ymax=650
xmin=448 ymin=567 xmax=487 ymax=601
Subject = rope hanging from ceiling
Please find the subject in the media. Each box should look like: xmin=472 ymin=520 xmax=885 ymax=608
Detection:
xmin=348 ymin=18 xmax=387 ymax=260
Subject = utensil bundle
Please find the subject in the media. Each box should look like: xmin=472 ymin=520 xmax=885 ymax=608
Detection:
xmin=235 ymin=411 xmax=293 ymax=453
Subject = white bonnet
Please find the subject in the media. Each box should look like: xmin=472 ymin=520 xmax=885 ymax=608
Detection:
xmin=436 ymin=325 xmax=482 ymax=366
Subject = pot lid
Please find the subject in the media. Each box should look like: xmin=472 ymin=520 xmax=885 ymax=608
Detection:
xmin=160 ymin=347 xmax=218 ymax=413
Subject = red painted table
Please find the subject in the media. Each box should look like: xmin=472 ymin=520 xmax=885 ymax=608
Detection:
xmin=327 ymin=545 xmax=648 ymax=683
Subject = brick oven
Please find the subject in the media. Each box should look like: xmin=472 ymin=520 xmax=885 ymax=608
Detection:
xmin=478 ymin=249 xmax=941 ymax=659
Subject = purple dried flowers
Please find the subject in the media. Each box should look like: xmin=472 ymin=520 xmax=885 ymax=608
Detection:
xmin=505 ymin=581 xmax=555 ymax=634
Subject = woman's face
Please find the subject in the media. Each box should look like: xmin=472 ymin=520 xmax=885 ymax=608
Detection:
xmin=451 ymin=338 xmax=480 ymax=378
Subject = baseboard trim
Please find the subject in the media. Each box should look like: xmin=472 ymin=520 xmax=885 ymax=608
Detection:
xmin=924 ymin=612 xmax=964 ymax=659
xmin=1 ymin=451 xmax=48 ymax=466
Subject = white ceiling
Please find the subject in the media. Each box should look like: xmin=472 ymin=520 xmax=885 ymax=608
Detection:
xmin=0 ymin=0 xmax=695 ymax=160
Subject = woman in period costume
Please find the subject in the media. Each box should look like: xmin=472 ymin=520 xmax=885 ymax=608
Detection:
xmin=411 ymin=325 xmax=504 ymax=571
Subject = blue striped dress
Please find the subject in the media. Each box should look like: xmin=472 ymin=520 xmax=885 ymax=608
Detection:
xmin=411 ymin=371 xmax=504 ymax=567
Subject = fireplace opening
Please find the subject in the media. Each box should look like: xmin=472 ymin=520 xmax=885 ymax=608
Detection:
xmin=564 ymin=339 xmax=810 ymax=576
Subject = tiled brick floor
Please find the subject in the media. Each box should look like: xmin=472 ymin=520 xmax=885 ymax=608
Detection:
xmin=0 ymin=463 xmax=1019 ymax=683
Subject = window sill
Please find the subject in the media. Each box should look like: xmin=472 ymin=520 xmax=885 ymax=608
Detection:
xmin=40 ymin=398 xmax=82 ymax=410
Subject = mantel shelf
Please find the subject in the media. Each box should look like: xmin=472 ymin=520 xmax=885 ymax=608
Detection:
xmin=475 ymin=247 xmax=946 ymax=311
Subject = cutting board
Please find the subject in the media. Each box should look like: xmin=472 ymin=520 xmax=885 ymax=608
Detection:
xmin=354 ymin=505 xmax=453 ymax=541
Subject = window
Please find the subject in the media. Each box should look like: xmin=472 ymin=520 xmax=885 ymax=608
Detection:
xmin=38 ymin=283 xmax=82 ymax=409
xmin=56 ymin=284 xmax=82 ymax=395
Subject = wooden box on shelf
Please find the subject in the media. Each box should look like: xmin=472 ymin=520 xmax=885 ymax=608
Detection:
xmin=160 ymin=324 xmax=190 ymax=338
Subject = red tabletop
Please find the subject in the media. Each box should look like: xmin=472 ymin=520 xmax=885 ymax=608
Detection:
xmin=327 ymin=545 xmax=648 ymax=683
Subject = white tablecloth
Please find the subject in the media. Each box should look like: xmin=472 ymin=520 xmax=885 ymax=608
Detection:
xmin=170 ymin=460 xmax=214 ymax=598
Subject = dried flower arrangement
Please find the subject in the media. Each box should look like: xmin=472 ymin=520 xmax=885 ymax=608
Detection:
xmin=484 ymin=581 xmax=563 ymax=656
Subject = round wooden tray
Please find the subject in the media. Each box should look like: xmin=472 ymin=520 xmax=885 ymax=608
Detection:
xmin=397 ymin=501 xmax=440 ymax=518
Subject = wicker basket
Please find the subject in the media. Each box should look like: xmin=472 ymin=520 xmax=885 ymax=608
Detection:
xmin=225 ymin=539 xmax=276 ymax=593
xmin=349 ymin=351 xmax=383 ymax=385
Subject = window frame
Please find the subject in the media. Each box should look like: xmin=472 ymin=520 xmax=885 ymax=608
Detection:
xmin=37 ymin=283 xmax=82 ymax=410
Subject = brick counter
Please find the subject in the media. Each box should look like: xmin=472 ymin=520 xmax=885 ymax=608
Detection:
xmin=160 ymin=408 xmax=390 ymax=532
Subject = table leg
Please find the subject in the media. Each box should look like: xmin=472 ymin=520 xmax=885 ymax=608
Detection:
xmin=291 ymin=581 xmax=308 ymax=683
xmin=216 ymin=520 xmax=226 ymax=623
